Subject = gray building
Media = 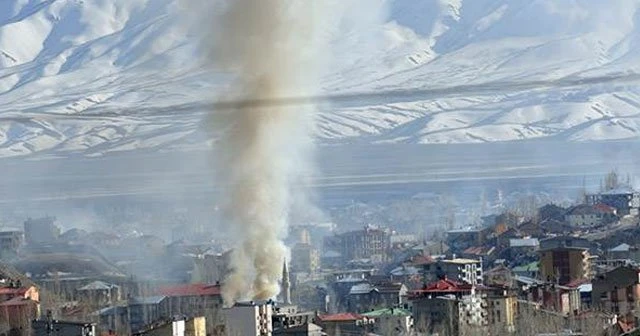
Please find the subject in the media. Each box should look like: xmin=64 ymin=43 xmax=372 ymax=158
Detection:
xmin=346 ymin=281 xmax=408 ymax=312
xmin=323 ymin=225 xmax=390 ymax=264
xmin=0 ymin=230 xmax=23 ymax=258
xmin=586 ymin=188 xmax=640 ymax=216
xmin=24 ymin=217 xmax=59 ymax=245
xmin=128 ymin=296 xmax=168 ymax=333
xmin=272 ymin=304 xmax=318 ymax=335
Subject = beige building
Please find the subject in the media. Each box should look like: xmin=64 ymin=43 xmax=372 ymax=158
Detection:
xmin=291 ymin=243 xmax=319 ymax=274
xmin=486 ymin=292 xmax=518 ymax=332
xmin=539 ymin=247 xmax=592 ymax=285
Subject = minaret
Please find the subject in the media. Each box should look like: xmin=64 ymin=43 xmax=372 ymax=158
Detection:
xmin=282 ymin=259 xmax=291 ymax=304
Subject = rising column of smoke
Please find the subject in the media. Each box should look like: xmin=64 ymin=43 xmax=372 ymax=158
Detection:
xmin=198 ymin=0 xmax=328 ymax=305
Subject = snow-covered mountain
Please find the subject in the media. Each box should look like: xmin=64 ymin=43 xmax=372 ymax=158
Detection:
xmin=2 ymin=0 xmax=640 ymax=157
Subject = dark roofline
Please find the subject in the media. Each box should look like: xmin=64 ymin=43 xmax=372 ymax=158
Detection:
xmin=33 ymin=319 xmax=95 ymax=327
xmin=539 ymin=246 xmax=589 ymax=252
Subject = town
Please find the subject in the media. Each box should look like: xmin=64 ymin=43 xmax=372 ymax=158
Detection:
xmin=0 ymin=173 xmax=635 ymax=335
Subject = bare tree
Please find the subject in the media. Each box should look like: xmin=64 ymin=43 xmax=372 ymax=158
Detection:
xmin=603 ymin=170 xmax=620 ymax=192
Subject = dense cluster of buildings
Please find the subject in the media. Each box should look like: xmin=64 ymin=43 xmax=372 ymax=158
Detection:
xmin=0 ymin=187 xmax=638 ymax=335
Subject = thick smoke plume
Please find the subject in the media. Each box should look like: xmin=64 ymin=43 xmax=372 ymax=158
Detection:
xmin=198 ymin=0 xmax=327 ymax=305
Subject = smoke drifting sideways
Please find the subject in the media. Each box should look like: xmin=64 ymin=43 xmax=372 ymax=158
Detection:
xmin=184 ymin=0 xmax=330 ymax=305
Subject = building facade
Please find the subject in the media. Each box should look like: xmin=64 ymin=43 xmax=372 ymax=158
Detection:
xmin=0 ymin=231 xmax=23 ymax=259
xmin=422 ymin=258 xmax=484 ymax=285
xmin=224 ymin=301 xmax=274 ymax=336
xmin=290 ymin=243 xmax=319 ymax=274
xmin=346 ymin=281 xmax=407 ymax=312
xmin=362 ymin=308 xmax=413 ymax=334
xmin=24 ymin=217 xmax=60 ymax=245
xmin=565 ymin=204 xmax=617 ymax=227
xmin=323 ymin=226 xmax=390 ymax=264
xmin=409 ymin=279 xmax=478 ymax=335
xmin=157 ymin=283 xmax=223 ymax=330
xmin=586 ymin=189 xmax=640 ymax=216
xmin=315 ymin=313 xmax=374 ymax=336
xmin=127 ymin=296 xmax=169 ymax=333
xmin=539 ymin=247 xmax=592 ymax=285
xmin=591 ymin=266 xmax=640 ymax=315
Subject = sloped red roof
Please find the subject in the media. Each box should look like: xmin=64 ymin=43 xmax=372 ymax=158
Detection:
xmin=0 ymin=296 xmax=36 ymax=306
xmin=0 ymin=287 xmax=28 ymax=296
xmin=617 ymin=320 xmax=634 ymax=333
xmin=594 ymin=203 xmax=617 ymax=214
xmin=564 ymin=278 xmax=588 ymax=289
xmin=420 ymin=279 xmax=473 ymax=293
xmin=157 ymin=283 xmax=221 ymax=297
xmin=318 ymin=313 xmax=365 ymax=322
xmin=569 ymin=203 xmax=616 ymax=216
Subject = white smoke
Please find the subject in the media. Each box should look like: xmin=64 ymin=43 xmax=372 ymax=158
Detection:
xmin=187 ymin=0 xmax=326 ymax=305
xmin=179 ymin=0 xmax=388 ymax=305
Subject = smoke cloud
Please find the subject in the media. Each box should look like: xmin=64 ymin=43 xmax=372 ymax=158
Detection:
xmin=191 ymin=0 xmax=328 ymax=305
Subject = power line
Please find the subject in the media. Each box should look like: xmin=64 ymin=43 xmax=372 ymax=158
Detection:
xmin=1 ymin=71 xmax=640 ymax=123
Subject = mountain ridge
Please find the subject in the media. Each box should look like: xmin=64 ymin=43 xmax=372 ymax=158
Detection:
xmin=1 ymin=0 xmax=640 ymax=157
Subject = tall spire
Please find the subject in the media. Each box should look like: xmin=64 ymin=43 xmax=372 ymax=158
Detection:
xmin=282 ymin=259 xmax=291 ymax=304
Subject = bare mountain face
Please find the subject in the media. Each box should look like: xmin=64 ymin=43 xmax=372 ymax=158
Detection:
xmin=1 ymin=0 xmax=640 ymax=157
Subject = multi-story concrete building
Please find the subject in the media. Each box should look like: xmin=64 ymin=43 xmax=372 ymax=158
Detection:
xmin=482 ymin=287 xmax=518 ymax=333
xmin=409 ymin=278 xmax=484 ymax=335
xmin=291 ymin=243 xmax=319 ymax=274
xmin=422 ymin=258 xmax=484 ymax=285
xmin=591 ymin=266 xmax=640 ymax=316
xmin=271 ymin=304 xmax=320 ymax=336
xmin=446 ymin=227 xmax=490 ymax=252
xmin=0 ymin=230 xmax=23 ymax=258
xmin=586 ymin=188 xmax=640 ymax=216
xmin=323 ymin=225 xmax=390 ymax=264
xmin=224 ymin=301 xmax=274 ymax=336
xmin=24 ymin=217 xmax=60 ymax=245
xmin=539 ymin=236 xmax=593 ymax=285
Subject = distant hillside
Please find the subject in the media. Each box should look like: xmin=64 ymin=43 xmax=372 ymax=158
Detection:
xmin=1 ymin=0 xmax=640 ymax=157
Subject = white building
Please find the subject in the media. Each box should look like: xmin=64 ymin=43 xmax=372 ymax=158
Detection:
xmin=459 ymin=288 xmax=488 ymax=326
xmin=566 ymin=204 xmax=617 ymax=227
xmin=224 ymin=301 xmax=274 ymax=336
xmin=439 ymin=258 xmax=483 ymax=285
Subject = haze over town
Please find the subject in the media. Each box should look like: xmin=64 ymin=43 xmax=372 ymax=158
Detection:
xmin=1 ymin=1 xmax=640 ymax=336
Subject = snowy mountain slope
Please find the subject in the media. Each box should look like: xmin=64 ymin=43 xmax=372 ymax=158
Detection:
xmin=1 ymin=0 xmax=640 ymax=157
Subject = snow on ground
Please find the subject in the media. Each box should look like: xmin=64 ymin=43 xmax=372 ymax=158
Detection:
xmin=1 ymin=0 xmax=640 ymax=158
